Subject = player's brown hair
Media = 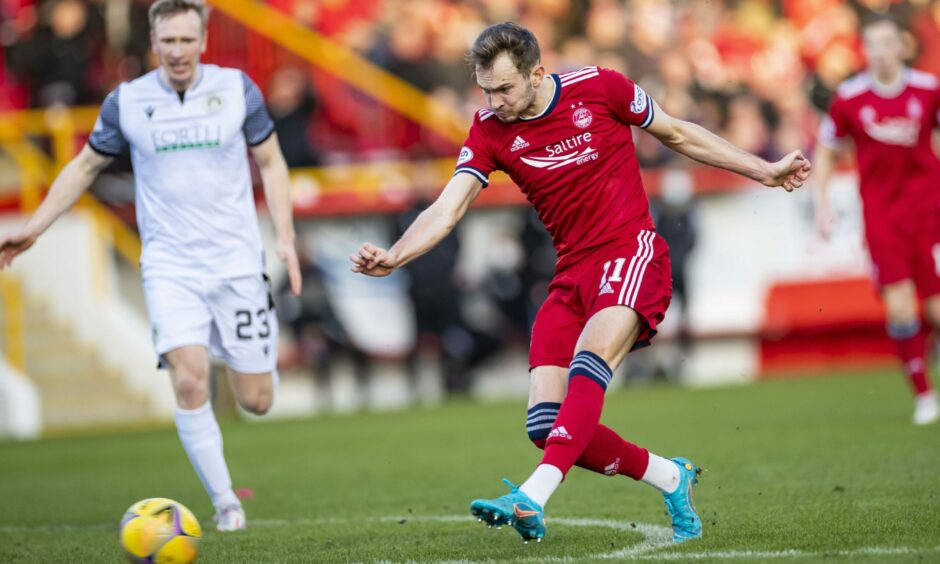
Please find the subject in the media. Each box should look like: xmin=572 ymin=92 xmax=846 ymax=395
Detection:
xmin=466 ymin=22 xmax=541 ymax=76
xmin=148 ymin=0 xmax=209 ymax=32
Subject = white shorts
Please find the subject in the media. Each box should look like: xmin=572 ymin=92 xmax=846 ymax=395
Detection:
xmin=143 ymin=274 xmax=279 ymax=373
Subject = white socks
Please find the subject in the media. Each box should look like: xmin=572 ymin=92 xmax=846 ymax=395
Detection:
xmin=175 ymin=402 xmax=238 ymax=509
xmin=519 ymin=455 xmax=679 ymax=507
xmin=519 ymin=464 xmax=564 ymax=508
xmin=641 ymin=453 xmax=681 ymax=494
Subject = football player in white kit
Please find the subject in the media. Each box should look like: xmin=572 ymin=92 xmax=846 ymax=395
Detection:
xmin=0 ymin=0 xmax=302 ymax=531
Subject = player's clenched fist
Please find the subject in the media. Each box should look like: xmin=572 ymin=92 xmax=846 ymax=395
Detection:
xmin=350 ymin=242 xmax=399 ymax=277
xmin=764 ymin=150 xmax=812 ymax=192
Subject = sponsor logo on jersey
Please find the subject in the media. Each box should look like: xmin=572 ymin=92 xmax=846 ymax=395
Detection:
xmin=547 ymin=426 xmax=572 ymax=440
xmin=859 ymin=105 xmax=919 ymax=147
xmin=457 ymin=146 xmax=474 ymax=164
xmin=520 ymin=132 xmax=598 ymax=170
xmin=630 ymin=84 xmax=648 ymax=115
xmin=510 ymin=136 xmax=530 ymax=152
xmin=572 ymin=106 xmax=593 ymax=129
xmin=151 ymin=124 xmax=223 ymax=153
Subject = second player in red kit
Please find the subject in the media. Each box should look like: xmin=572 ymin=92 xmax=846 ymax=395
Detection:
xmin=351 ymin=22 xmax=811 ymax=544
xmin=814 ymin=16 xmax=940 ymax=425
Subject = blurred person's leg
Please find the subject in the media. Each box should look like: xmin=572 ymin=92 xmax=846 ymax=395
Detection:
xmin=870 ymin=228 xmax=937 ymax=424
xmin=883 ymin=281 xmax=933 ymax=396
xmin=353 ymin=348 xmax=372 ymax=405
xmin=906 ymin=232 xmax=940 ymax=424
xmin=884 ymin=280 xmax=938 ymax=425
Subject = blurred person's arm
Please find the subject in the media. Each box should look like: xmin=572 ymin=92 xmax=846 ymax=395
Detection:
xmin=644 ymin=100 xmax=811 ymax=191
xmin=811 ymin=143 xmax=840 ymax=241
xmin=350 ymin=173 xmax=482 ymax=277
xmin=251 ymin=132 xmax=302 ymax=296
xmin=0 ymin=145 xmax=112 ymax=268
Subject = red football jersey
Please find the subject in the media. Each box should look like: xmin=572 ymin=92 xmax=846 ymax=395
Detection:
xmin=455 ymin=66 xmax=656 ymax=268
xmin=820 ymin=69 xmax=940 ymax=231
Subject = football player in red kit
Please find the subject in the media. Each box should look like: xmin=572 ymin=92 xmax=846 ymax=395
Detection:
xmin=351 ymin=22 xmax=811 ymax=543
xmin=814 ymin=16 xmax=940 ymax=426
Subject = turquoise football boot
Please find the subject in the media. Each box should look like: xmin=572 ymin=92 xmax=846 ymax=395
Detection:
xmin=662 ymin=457 xmax=703 ymax=542
xmin=470 ymin=479 xmax=546 ymax=543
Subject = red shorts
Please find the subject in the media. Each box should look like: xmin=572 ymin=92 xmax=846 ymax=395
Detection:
xmin=867 ymin=225 xmax=940 ymax=298
xmin=529 ymin=229 xmax=673 ymax=369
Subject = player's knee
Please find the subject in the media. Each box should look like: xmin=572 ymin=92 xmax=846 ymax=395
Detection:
xmin=883 ymin=284 xmax=919 ymax=323
xmin=886 ymin=318 xmax=921 ymax=342
xmin=174 ymin=376 xmax=209 ymax=408
xmin=526 ymin=402 xmax=560 ymax=449
xmin=239 ymin=391 xmax=272 ymax=415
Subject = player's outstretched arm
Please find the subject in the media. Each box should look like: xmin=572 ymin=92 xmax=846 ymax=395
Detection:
xmin=0 ymin=144 xmax=112 ymax=269
xmin=350 ymin=173 xmax=483 ymax=277
xmin=644 ymin=101 xmax=811 ymax=192
xmin=251 ymin=133 xmax=302 ymax=296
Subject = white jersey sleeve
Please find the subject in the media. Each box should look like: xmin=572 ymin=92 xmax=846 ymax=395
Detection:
xmin=241 ymin=72 xmax=275 ymax=146
xmin=88 ymin=88 xmax=129 ymax=156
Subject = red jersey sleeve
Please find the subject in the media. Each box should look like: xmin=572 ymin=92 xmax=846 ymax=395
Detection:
xmin=818 ymin=95 xmax=850 ymax=149
xmin=598 ymin=68 xmax=655 ymax=129
xmin=453 ymin=111 xmax=498 ymax=187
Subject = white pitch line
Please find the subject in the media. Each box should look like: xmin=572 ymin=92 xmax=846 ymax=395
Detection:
xmin=2 ymin=515 xmax=938 ymax=562
xmin=631 ymin=545 xmax=940 ymax=560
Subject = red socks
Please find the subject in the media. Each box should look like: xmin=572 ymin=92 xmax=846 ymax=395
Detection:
xmin=576 ymin=424 xmax=650 ymax=480
xmin=888 ymin=321 xmax=932 ymax=396
xmin=529 ymin=352 xmax=652 ymax=479
xmin=541 ymin=373 xmax=605 ymax=475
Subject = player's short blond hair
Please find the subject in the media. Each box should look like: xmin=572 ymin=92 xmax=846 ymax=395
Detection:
xmin=148 ymin=0 xmax=209 ymax=32
xmin=466 ymin=22 xmax=541 ymax=76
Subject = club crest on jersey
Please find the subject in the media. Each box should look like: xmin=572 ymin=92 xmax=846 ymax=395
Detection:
xmin=907 ymin=97 xmax=923 ymax=119
xmin=206 ymin=94 xmax=223 ymax=113
xmin=572 ymin=106 xmax=593 ymax=129
xmin=457 ymin=146 xmax=474 ymax=164
xmin=145 ymin=105 xmax=155 ymax=120
xmin=630 ymin=84 xmax=648 ymax=115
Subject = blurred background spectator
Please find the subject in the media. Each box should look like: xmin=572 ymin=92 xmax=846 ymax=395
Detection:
xmin=3 ymin=0 xmax=935 ymax=155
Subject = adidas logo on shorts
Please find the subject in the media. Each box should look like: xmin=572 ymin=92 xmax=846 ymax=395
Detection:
xmin=598 ymin=281 xmax=614 ymax=295
xmin=510 ymin=136 xmax=530 ymax=152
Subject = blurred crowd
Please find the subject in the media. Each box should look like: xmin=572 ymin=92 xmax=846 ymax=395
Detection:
xmin=3 ymin=0 xmax=940 ymax=165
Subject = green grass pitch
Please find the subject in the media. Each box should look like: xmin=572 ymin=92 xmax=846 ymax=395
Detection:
xmin=1 ymin=371 xmax=938 ymax=563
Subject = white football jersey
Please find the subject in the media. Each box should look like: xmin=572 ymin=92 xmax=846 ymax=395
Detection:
xmin=88 ymin=64 xmax=275 ymax=280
